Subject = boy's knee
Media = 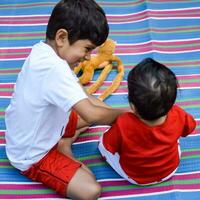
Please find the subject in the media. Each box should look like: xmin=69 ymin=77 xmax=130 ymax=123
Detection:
xmin=82 ymin=182 xmax=101 ymax=200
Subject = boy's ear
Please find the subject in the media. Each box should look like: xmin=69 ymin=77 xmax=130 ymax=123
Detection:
xmin=55 ymin=29 xmax=68 ymax=47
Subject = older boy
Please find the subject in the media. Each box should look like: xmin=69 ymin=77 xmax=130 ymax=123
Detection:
xmin=5 ymin=0 xmax=123 ymax=199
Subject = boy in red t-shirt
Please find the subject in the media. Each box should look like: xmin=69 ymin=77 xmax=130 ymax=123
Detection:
xmin=98 ymin=58 xmax=196 ymax=185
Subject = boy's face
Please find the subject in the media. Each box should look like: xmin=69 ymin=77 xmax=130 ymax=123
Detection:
xmin=61 ymin=39 xmax=96 ymax=68
xmin=54 ymin=29 xmax=96 ymax=69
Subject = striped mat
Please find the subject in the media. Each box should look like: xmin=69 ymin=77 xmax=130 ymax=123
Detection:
xmin=0 ymin=0 xmax=200 ymax=199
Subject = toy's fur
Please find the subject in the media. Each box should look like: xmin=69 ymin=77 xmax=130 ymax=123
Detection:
xmin=74 ymin=39 xmax=124 ymax=101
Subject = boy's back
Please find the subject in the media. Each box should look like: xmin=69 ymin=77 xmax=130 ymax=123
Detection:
xmin=99 ymin=58 xmax=196 ymax=185
xmin=101 ymin=105 xmax=196 ymax=184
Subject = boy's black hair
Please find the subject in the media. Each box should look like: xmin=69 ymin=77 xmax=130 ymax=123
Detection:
xmin=128 ymin=58 xmax=178 ymax=121
xmin=46 ymin=0 xmax=109 ymax=46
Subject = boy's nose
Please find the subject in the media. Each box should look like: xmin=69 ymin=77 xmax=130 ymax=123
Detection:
xmin=85 ymin=53 xmax=91 ymax=61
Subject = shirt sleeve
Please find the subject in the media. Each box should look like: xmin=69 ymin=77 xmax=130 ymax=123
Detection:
xmin=42 ymin=64 xmax=87 ymax=112
xmin=102 ymin=120 xmax=122 ymax=154
xmin=182 ymin=112 xmax=196 ymax=137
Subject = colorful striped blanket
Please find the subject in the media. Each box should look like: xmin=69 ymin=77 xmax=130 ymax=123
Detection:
xmin=0 ymin=0 xmax=200 ymax=199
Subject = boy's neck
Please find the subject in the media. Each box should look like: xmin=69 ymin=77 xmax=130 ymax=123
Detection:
xmin=139 ymin=115 xmax=167 ymax=127
xmin=45 ymin=39 xmax=58 ymax=55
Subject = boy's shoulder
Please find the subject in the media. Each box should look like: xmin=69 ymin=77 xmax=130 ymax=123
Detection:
xmin=30 ymin=41 xmax=70 ymax=71
xmin=117 ymin=112 xmax=139 ymax=124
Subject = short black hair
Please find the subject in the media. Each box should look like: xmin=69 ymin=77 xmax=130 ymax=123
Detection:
xmin=128 ymin=58 xmax=178 ymax=120
xmin=46 ymin=0 xmax=109 ymax=46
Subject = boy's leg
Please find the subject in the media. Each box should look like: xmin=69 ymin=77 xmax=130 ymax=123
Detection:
xmin=58 ymin=110 xmax=89 ymax=157
xmin=67 ymin=167 xmax=101 ymax=200
xmin=58 ymin=110 xmax=96 ymax=175
xmin=22 ymin=148 xmax=101 ymax=200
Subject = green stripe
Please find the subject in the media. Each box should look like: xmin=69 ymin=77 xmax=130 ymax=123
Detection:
xmin=179 ymin=78 xmax=200 ymax=83
xmin=0 ymin=189 xmax=54 ymax=194
xmin=79 ymin=131 xmax=102 ymax=137
xmin=78 ymin=155 xmax=100 ymax=161
xmin=182 ymin=148 xmax=200 ymax=152
xmin=181 ymin=155 xmax=200 ymax=160
xmin=176 ymin=98 xmax=200 ymax=102
xmin=0 ymin=52 xmax=29 ymax=56
xmin=0 ymin=89 xmax=13 ymax=92
xmin=0 ymin=36 xmax=44 ymax=41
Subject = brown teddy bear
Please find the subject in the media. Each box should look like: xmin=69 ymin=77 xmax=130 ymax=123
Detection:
xmin=74 ymin=39 xmax=124 ymax=101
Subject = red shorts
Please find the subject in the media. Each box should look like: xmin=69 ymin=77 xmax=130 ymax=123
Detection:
xmin=22 ymin=111 xmax=81 ymax=197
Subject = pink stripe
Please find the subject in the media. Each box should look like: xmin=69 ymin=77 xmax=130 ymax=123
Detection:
xmin=0 ymin=16 xmax=49 ymax=20
xmin=178 ymin=75 xmax=200 ymax=79
xmin=76 ymin=135 xmax=100 ymax=143
xmin=182 ymin=151 xmax=200 ymax=157
xmin=0 ymin=194 xmax=60 ymax=199
xmin=181 ymin=83 xmax=200 ymax=87
xmin=0 ymin=92 xmax=13 ymax=96
xmin=0 ymin=162 xmax=11 ymax=166
xmin=86 ymin=127 xmax=108 ymax=133
xmin=0 ymin=183 xmax=49 ymax=190
xmin=0 ymin=48 xmax=31 ymax=53
xmin=176 ymin=101 xmax=200 ymax=106
xmin=0 ymin=83 xmax=15 ymax=88
xmin=0 ymin=69 xmax=20 ymax=73
xmin=0 ymin=55 xmax=28 ymax=59
xmin=0 ymin=139 xmax=5 ymax=144
xmin=83 ymin=158 xmax=102 ymax=165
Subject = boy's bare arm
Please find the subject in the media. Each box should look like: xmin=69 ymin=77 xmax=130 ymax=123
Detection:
xmin=87 ymin=93 xmax=110 ymax=108
xmin=73 ymin=98 xmax=123 ymax=126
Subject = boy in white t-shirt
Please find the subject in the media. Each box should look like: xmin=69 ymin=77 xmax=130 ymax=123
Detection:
xmin=5 ymin=0 xmax=124 ymax=199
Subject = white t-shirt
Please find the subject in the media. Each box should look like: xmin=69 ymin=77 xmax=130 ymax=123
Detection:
xmin=5 ymin=41 xmax=87 ymax=171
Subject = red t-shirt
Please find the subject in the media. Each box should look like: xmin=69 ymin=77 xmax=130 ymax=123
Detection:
xmin=102 ymin=105 xmax=196 ymax=184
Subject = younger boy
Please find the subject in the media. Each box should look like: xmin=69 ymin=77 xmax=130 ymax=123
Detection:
xmin=99 ymin=58 xmax=196 ymax=185
xmin=5 ymin=0 xmax=124 ymax=199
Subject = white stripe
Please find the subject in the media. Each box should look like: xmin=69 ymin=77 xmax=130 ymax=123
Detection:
xmin=0 ymin=46 xmax=32 ymax=49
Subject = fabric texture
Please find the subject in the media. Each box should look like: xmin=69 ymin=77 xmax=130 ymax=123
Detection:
xmin=0 ymin=0 xmax=200 ymax=199
xmin=100 ymin=105 xmax=196 ymax=184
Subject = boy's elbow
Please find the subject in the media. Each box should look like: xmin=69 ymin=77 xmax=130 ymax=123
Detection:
xmin=83 ymin=114 xmax=99 ymax=125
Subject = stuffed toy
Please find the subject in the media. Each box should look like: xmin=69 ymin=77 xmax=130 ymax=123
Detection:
xmin=74 ymin=38 xmax=124 ymax=101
